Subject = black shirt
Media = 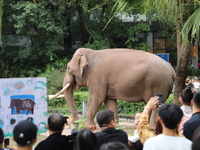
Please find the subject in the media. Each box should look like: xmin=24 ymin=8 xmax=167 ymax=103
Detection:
xmin=35 ymin=132 xmax=77 ymax=150
xmin=183 ymin=111 xmax=200 ymax=140
xmin=95 ymin=127 xmax=128 ymax=148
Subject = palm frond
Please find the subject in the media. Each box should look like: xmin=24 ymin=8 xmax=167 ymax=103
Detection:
xmin=141 ymin=0 xmax=179 ymax=23
xmin=181 ymin=6 xmax=200 ymax=42
xmin=102 ymin=0 xmax=144 ymax=31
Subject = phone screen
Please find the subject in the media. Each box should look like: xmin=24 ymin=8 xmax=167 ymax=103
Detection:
xmin=4 ymin=138 xmax=9 ymax=148
xmin=156 ymin=94 xmax=163 ymax=105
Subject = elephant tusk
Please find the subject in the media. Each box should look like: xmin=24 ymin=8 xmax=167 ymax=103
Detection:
xmin=48 ymin=83 xmax=71 ymax=99
xmin=48 ymin=94 xmax=65 ymax=99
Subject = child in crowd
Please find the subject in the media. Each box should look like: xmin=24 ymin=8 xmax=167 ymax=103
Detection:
xmin=128 ymin=111 xmax=143 ymax=150
xmin=179 ymin=86 xmax=193 ymax=133
xmin=13 ymin=120 xmax=38 ymax=150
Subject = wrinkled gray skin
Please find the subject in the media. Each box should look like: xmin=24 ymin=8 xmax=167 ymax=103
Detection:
xmin=63 ymin=48 xmax=175 ymax=128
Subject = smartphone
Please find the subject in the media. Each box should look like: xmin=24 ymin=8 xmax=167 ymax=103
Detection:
xmin=4 ymin=138 xmax=9 ymax=148
xmin=155 ymin=94 xmax=163 ymax=106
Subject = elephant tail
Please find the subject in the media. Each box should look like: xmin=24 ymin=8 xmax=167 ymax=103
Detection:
xmin=167 ymin=62 xmax=176 ymax=82
xmin=172 ymin=70 xmax=176 ymax=82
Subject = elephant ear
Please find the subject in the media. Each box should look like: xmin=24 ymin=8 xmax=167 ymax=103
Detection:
xmin=78 ymin=54 xmax=88 ymax=76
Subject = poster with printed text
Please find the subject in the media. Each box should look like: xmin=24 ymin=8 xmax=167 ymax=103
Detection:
xmin=0 ymin=77 xmax=47 ymax=136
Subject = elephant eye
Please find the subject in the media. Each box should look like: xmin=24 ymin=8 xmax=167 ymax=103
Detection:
xmin=67 ymin=67 xmax=70 ymax=70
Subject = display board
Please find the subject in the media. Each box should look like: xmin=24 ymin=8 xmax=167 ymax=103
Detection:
xmin=0 ymin=77 xmax=47 ymax=136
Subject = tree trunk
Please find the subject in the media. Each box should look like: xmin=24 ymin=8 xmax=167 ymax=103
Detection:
xmin=173 ymin=28 xmax=191 ymax=105
xmin=76 ymin=1 xmax=85 ymax=45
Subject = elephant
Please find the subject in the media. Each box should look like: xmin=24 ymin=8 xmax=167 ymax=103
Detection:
xmin=49 ymin=48 xmax=176 ymax=128
xmin=9 ymin=98 xmax=35 ymax=115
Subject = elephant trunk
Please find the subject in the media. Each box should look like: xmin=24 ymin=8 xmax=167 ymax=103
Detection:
xmin=64 ymin=84 xmax=79 ymax=121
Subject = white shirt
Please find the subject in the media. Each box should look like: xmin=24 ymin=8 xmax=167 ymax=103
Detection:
xmin=143 ymin=134 xmax=192 ymax=150
xmin=181 ymin=105 xmax=192 ymax=117
xmin=193 ymin=81 xmax=200 ymax=89
xmin=128 ymin=130 xmax=139 ymax=143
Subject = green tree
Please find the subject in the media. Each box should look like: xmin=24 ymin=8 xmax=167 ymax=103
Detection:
xmin=0 ymin=0 xmax=152 ymax=78
xmin=125 ymin=22 xmax=150 ymax=50
xmin=1 ymin=0 xmax=72 ymax=77
xmin=114 ymin=0 xmax=200 ymax=104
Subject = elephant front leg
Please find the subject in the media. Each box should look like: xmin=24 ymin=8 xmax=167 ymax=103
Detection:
xmin=16 ymin=108 xmax=20 ymax=114
xmin=104 ymin=98 xmax=118 ymax=123
xmin=86 ymin=102 xmax=103 ymax=128
xmin=11 ymin=108 xmax=14 ymax=115
xmin=85 ymin=92 xmax=106 ymax=128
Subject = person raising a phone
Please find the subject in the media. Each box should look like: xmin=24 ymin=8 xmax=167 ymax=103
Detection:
xmin=0 ymin=127 xmax=13 ymax=150
xmin=137 ymin=97 xmax=192 ymax=150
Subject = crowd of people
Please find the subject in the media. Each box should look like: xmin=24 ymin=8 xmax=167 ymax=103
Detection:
xmin=0 ymin=79 xmax=200 ymax=150
xmin=186 ymin=76 xmax=200 ymax=91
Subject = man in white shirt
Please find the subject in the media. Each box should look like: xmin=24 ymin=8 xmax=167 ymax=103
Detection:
xmin=143 ymin=98 xmax=192 ymax=150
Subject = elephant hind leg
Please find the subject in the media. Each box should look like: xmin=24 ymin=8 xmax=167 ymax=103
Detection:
xmin=11 ymin=108 xmax=14 ymax=114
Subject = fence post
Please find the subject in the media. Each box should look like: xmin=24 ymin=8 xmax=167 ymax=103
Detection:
xmin=82 ymin=100 xmax=87 ymax=117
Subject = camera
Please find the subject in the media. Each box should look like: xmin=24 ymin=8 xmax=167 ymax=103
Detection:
xmin=4 ymin=138 xmax=9 ymax=148
xmin=155 ymin=94 xmax=163 ymax=106
xmin=63 ymin=116 xmax=68 ymax=124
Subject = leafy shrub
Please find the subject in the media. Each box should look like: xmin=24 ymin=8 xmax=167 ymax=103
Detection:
xmin=187 ymin=66 xmax=200 ymax=76
xmin=165 ymin=94 xmax=173 ymax=104
xmin=74 ymin=92 xmax=89 ymax=110
xmin=68 ymin=91 xmax=145 ymax=115
xmin=117 ymin=100 xmax=145 ymax=115
xmin=48 ymin=98 xmax=67 ymax=108
xmin=72 ymin=93 xmax=173 ymax=115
